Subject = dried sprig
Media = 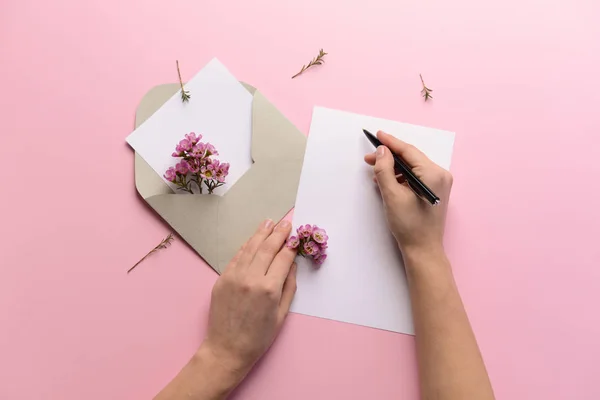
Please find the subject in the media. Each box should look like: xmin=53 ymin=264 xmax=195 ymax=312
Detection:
xmin=292 ymin=49 xmax=328 ymax=79
xmin=128 ymin=233 xmax=175 ymax=274
xmin=420 ymin=74 xmax=433 ymax=101
xmin=176 ymin=60 xmax=191 ymax=103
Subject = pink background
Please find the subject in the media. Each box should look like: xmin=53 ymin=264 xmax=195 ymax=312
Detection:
xmin=1 ymin=0 xmax=599 ymax=398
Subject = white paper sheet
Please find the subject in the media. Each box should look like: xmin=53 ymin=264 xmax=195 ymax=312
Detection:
xmin=126 ymin=58 xmax=252 ymax=195
xmin=290 ymin=107 xmax=455 ymax=335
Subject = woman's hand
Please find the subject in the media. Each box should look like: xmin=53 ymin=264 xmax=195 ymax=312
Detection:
xmin=366 ymin=133 xmax=496 ymax=400
xmin=364 ymin=131 xmax=453 ymax=259
xmin=202 ymin=219 xmax=297 ymax=384
xmin=155 ymin=220 xmax=297 ymax=400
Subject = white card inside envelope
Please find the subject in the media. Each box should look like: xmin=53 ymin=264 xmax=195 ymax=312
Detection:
xmin=126 ymin=58 xmax=253 ymax=195
xmin=291 ymin=107 xmax=455 ymax=335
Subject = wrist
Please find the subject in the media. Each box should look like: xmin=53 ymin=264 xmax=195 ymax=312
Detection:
xmin=400 ymin=243 xmax=447 ymax=271
xmin=191 ymin=343 xmax=247 ymax=399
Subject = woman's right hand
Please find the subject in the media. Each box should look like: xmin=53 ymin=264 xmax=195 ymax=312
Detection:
xmin=364 ymin=131 xmax=453 ymax=260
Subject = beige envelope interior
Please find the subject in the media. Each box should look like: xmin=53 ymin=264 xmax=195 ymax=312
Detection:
xmin=134 ymin=83 xmax=307 ymax=274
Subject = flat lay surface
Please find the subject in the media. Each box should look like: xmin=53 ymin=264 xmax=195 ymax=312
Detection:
xmin=1 ymin=0 xmax=599 ymax=399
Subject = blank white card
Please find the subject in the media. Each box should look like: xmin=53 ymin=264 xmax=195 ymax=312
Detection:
xmin=126 ymin=58 xmax=252 ymax=195
xmin=291 ymin=107 xmax=455 ymax=334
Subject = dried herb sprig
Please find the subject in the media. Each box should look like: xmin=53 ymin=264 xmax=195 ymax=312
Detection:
xmin=420 ymin=74 xmax=433 ymax=101
xmin=128 ymin=233 xmax=175 ymax=274
xmin=292 ymin=49 xmax=328 ymax=79
xmin=176 ymin=60 xmax=191 ymax=103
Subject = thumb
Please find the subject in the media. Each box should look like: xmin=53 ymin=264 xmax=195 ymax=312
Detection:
xmin=373 ymin=146 xmax=398 ymax=197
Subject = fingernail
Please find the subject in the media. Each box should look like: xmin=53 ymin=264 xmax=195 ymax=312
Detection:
xmin=263 ymin=219 xmax=274 ymax=229
xmin=376 ymin=146 xmax=385 ymax=159
xmin=278 ymin=220 xmax=291 ymax=230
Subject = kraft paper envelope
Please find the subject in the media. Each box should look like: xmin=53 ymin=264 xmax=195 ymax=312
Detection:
xmin=133 ymin=83 xmax=307 ymax=274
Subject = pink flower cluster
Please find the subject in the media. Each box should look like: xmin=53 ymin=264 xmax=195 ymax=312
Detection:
xmin=286 ymin=224 xmax=329 ymax=265
xmin=163 ymin=132 xmax=230 ymax=194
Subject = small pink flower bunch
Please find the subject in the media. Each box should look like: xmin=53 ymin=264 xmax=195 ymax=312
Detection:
xmin=163 ymin=132 xmax=230 ymax=194
xmin=286 ymin=224 xmax=329 ymax=265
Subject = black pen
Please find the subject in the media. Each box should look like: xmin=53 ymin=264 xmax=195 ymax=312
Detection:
xmin=363 ymin=129 xmax=440 ymax=206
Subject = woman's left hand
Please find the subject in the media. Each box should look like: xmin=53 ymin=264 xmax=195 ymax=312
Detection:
xmin=203 ymin=219 xmax=298 ymax=383
xmin=155 ymin=219 xmax=298 ymax=400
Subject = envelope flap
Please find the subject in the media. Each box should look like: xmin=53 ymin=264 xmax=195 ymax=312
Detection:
xmin=250 ymin=91 xmax=307 ymax=162
xmin=147 ymin=193 xmax=220 ymax=268
xmin=217 ymin=158 xmax=304 ymax=272
xmin=215 ymin=90 xmax=306 ymax=272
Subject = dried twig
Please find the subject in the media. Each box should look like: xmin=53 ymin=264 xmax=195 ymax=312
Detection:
xmin=420 ymin=74 xmax=433 ymax=101
xmin=128 ymin=233 xmax=175 ymax=274
xmin=292 ymin=49 xmax=328 ymax=79
xmin=176 ymin=60 xmax=191 ymax=103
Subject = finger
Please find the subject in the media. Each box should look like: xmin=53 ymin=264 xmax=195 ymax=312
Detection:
xmin=377 ymin=131 xmax=431 ymax=167
xmin=364 ymin=152 xmax=376 ymax=166
xmin=266 ymin=240 xmax=297 ymax=285
xmin=278 ymin=262 xmax=297 ymax=324
xmin=372 ymin=173 xmax=405 ymax=183
xmin=237 ymin=219 xmax=275 ymax=268
xmin=373 ymin=146 xmax=399 ymax=199
xmin=249 ymin=220 xmax=292 ymax=275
